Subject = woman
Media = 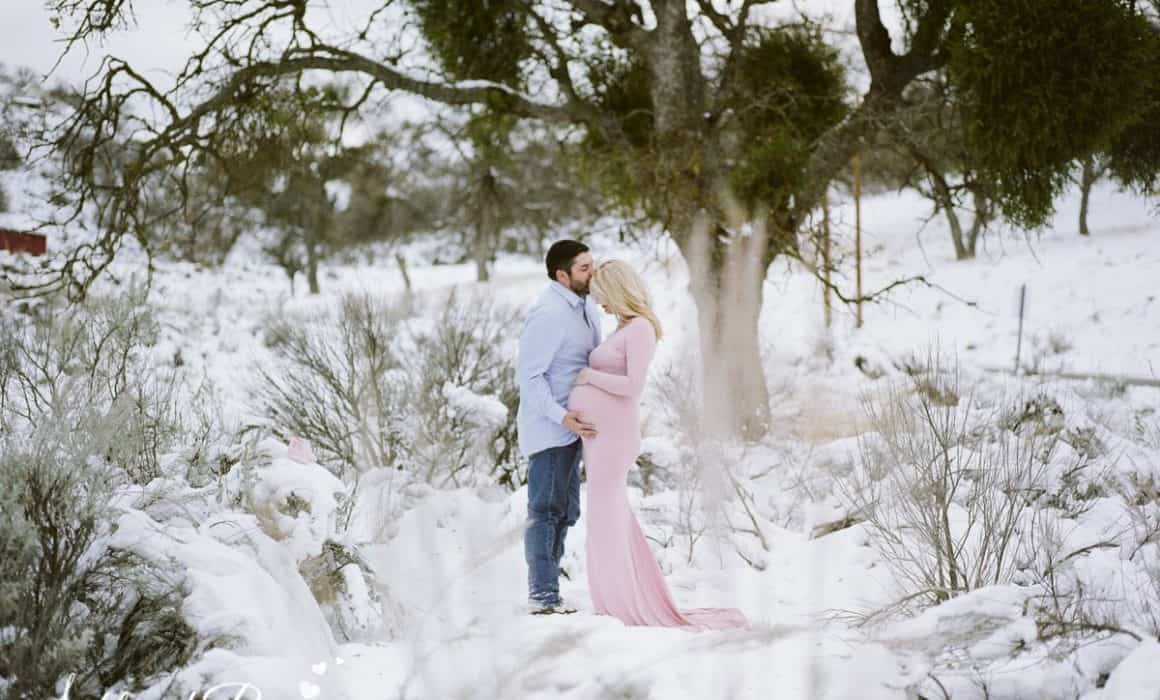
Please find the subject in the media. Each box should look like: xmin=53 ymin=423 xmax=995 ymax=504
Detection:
xmin=567 ymin=259 xmax=750 ymax=631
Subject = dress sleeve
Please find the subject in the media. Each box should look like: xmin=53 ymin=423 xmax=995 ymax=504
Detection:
xmin=584 ymin=318 xmax=657 ymax=398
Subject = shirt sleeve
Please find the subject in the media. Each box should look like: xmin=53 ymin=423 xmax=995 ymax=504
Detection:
xmin=583 ymin=319 xmax=657 ymax=398
xmin=517 ymin=304 xmax=569 ymax=424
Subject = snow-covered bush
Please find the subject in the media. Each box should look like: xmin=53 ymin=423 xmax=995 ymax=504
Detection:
xmin=258 ymin=290 xmax=523 ymax=489
xmin=231 ymin=438 xmax=389 ymax=643
xmin=841 ymin=354 xmax=1066 ymax=610
xmin=0 ymin=287 xmax=244 ymax=696
xmin=402 ymin=289 xmax=521 ymax=488
xmin=258 ymin=292 xmax=411 ymax=476
xmin=1 ymin=285 xmax=180 ymax=484
xmin=0 ymin=419 xmax=197 ymax=699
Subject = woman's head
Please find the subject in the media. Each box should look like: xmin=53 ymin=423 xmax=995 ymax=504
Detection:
xmin=590 ymin=259 xmax=663 ymax=341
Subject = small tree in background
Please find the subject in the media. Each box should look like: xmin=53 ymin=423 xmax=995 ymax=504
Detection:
xmin=1072 ymin=15 xmax=1160 ymax=238
xmin=873 ymin=75 xmax=995 ymax=260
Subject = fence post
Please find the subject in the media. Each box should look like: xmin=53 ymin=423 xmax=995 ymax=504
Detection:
xmin=1015 ymin=283 xmax=1027 ymax=373
xmin=823 ymin=188 xmax=832 ymax=328
xmin=853 ymin=153 xmax=863 ymax=329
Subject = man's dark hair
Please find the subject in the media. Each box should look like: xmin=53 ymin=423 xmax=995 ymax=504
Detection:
xmin=545 ymin=239 xmax=589 ymax=282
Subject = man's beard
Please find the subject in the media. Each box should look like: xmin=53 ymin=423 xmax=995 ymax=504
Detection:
xmin=569 ymin=279 xmax=589 ymax=296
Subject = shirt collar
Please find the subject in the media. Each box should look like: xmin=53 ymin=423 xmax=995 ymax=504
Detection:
xmin=550 ymin=280 xmax=585 ymax=308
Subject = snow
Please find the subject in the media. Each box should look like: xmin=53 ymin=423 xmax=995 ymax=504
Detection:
xmin=152 ymin=178 xmax=1150 ymax=699
xmin=3 ymin=84 xmax=1160 ymax=696
xmin=246 ymin=438 xmax=347 ymax=563
xmin=442 ymin=383 xmax=509 ymax=431
xmin=1100 ymin=640 xmax=1160 ymax=700
xmin=102 ymin=507 xmax=343 ymax=699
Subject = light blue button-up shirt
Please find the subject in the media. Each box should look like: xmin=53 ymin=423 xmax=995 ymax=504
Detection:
xmin=516 ymin=281 xmax=602 ymax=458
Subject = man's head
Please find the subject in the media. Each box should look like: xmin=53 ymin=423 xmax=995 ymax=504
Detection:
xmin=545 ymin=239 xmax=593 ymax=296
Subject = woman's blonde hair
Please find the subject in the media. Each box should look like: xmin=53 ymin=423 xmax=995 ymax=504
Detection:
xmin=590 ymin=259 xmax=663 ymax=341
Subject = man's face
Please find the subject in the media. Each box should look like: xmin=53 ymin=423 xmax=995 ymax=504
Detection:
xmin=559 ymin=252 xmax=594 ymax=295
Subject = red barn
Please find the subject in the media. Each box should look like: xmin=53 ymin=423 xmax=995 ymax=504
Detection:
xmin=0 ymin=229 xmax=47 ymax=256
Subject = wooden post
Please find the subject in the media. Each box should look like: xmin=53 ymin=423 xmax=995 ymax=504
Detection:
xmin=822 ymin=188 xmax=832 ymax=328
xmin=853 ymin=153 xmax=863 ymax=329
xmin=1015 ymin=284 xmax=1027 ymax=373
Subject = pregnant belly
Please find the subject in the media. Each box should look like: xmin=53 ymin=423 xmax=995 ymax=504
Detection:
xmin=567 ymin=385 xmax=640 ymax=457
xmin=567 ymin=384 xmax=632 ymax=430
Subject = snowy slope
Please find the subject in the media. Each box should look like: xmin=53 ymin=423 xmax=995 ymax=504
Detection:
xmin=61 ymin=180 xmax=1150 ymax=700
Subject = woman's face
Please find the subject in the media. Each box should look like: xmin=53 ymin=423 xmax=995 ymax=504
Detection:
xmin=591 ymin=288 xmax=609 ymax=313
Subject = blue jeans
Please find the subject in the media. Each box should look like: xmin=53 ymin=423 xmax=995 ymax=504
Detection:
xmin=525 ymin=440 xmax=582 ymax=605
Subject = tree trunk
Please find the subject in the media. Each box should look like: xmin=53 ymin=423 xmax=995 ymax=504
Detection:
xmin=678 ymin=214 xmax=772 ymax=438
xmin=306 ymin=181 xmax=325 ymax=295
xmin=305 ymin=229 xmax=321 ymax=294
xmin=473 ymin=240 xmax=491 ymax=282
xmin=472 ymin=169 xmax=500 ymax=282
xmin=919 ymin=159 xmax=972 ymax=260
xmin=1078 ymin=157 xmax=1096 ymax=236
xmin=966 ymin=187 xmax=990 ymax=257
xmin=395 ymin=251 xmax=412 ymax=292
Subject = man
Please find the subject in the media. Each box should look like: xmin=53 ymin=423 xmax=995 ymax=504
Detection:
xmin=517 ymin=239 xmax=600 ymax=615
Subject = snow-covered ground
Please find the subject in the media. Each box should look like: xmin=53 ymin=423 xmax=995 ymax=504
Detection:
xmin=9 ymin=180 xmax=1156 ymax=699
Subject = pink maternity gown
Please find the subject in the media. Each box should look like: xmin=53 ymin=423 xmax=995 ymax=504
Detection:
xmin=567 ymin=317 xmax=750 ymax=631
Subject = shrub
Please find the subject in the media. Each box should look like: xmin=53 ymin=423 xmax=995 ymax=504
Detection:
xmin=403 ymin=289 xmax=521 ymax=487
xmin=258 ymin=290 xmax=523 ymax=488
xmin=1 ymin=286 xmax=178 ymax=484
xmin=258 ymin=293 xmax=410 ymax=477
xmin=840 ymin=353 xmax=1057 ymax=610
xmin=0 ymin=420 xmax=195 ymax=698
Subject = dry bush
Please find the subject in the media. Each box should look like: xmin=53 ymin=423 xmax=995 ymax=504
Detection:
xmin=258 ymin=292 xmax=411 ymax=476
xmin=0 ymin=419 xmax=196 ymax=699
xmin=177 ymin=376 xmax=259 ymax=489
xmin=841 ymin=352 xmax=1060 ymax=611
xmin=645 ymin=359 xmax=775 ymax=568
xmin=403 ymin=289 xmax=522 ymax=488
xmin=1 ymin=286 xmax=180 ymax=484
xmin=644 ymin=360 xmax=706 ymax=496
xmin=258 ymin=290 xmax=523 ymax=488
xmin=0 ymin=288 xmax=214 ymax=697
xmin=1026 ymin=484 xmax=1160 ymax=654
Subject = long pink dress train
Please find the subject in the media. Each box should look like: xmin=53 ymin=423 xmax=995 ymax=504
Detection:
xmin=567 ymin=317 xmax=750 ymax=631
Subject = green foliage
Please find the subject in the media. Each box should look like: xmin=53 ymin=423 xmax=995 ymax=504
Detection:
xmin=948 ymin=0 xmax=1157 ymax=226
xmin=1106 ymin=95 xmax=1160 ymax=193
xmin=1105 ymin=21 xmax=1160 ymax=193
xmin=585 ymin=52 xmax=655 ymax=151
xmin=203 ymin=85 xmax=339 ymax=192
xmin=576 ymin=51 xmax=654 ymax=211
xmin=579 ymin=27 xmax=848 ymax=219
xmin=411 ymin=0 xmax=531 ymax=111
xmin=724 ymin=27 xmax=849 ymax=214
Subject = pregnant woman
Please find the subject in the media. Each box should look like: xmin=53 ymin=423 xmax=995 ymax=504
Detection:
xmin=567 ymin=259 xmax=750 ymax=631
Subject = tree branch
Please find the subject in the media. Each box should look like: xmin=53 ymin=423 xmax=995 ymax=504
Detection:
xmin=563 ymin=0 xmax=650 ymax=50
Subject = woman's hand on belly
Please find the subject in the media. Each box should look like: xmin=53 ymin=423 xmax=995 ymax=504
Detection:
xmin=574 ymin=367 xmax=592 ymax=386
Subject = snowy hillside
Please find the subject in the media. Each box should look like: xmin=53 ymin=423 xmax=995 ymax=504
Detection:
xmin=5 ymin=178 xmax=1156 ymax=699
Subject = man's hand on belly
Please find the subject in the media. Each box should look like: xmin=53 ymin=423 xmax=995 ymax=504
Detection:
xmin=563 ymin=411 xmax=597 ymax=440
